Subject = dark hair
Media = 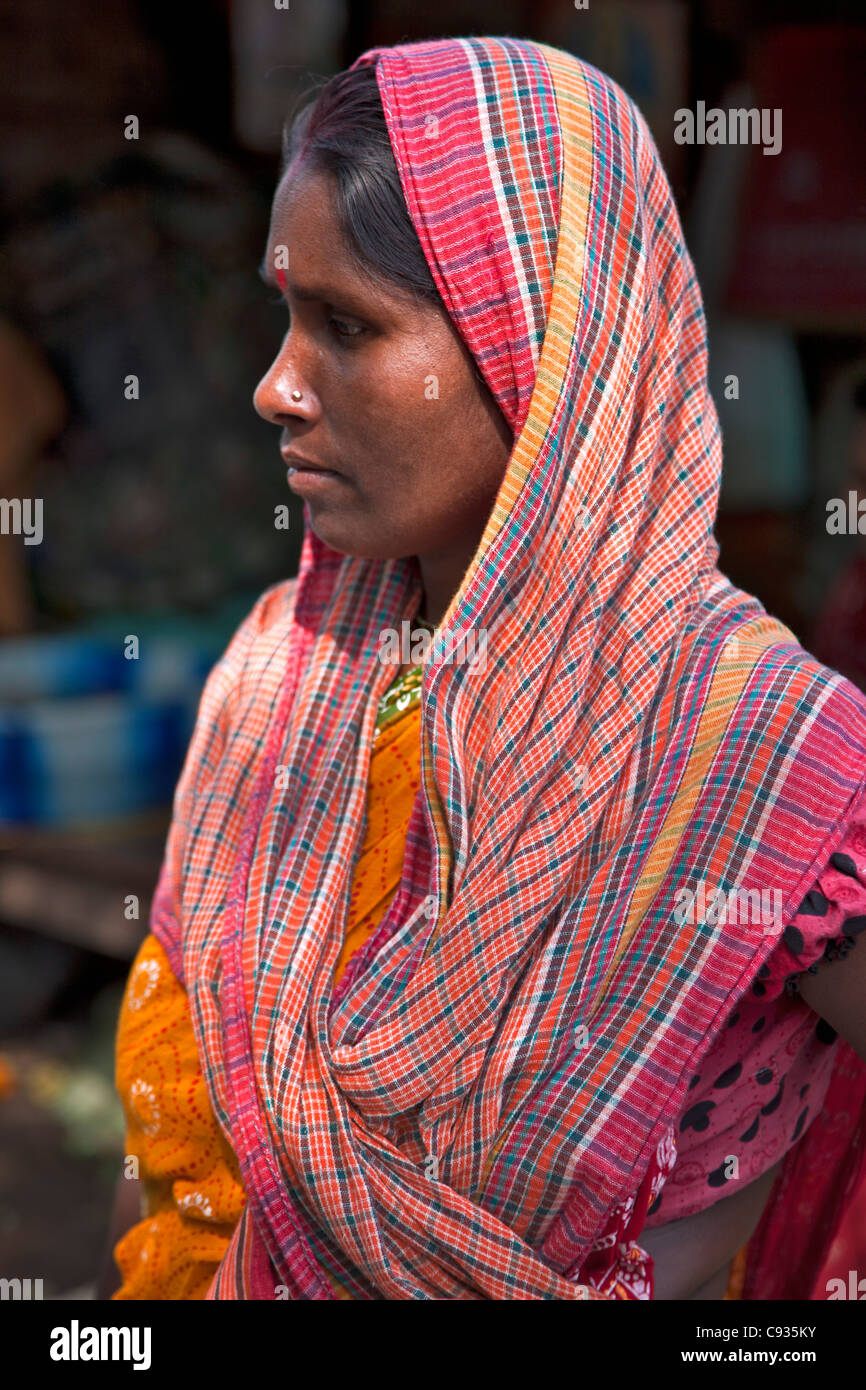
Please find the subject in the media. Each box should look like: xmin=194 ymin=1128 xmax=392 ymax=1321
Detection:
xmin=281 ymin=62 xmax=443 ymax=308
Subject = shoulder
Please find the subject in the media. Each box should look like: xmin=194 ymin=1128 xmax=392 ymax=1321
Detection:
xmin=202 ymin=576 xmax=299 ymax=709
xmin=750 ymin=633 xmax=866 ymax=725
xmin=778 ymin=642 xmax=866 ymax=735
xmin=741 ymin=637 xmax=866 ymax=814
xmin=694 ymin=607 xmax=866 ymax=777
xmin=175 ymin=576 xmax=299 ymax=784
xmin=223 ymin=576 xmax=299 ymax=666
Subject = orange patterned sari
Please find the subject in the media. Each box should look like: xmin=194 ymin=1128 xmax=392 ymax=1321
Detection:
xmin=113 ymin=677 xmax=423 ymax=1299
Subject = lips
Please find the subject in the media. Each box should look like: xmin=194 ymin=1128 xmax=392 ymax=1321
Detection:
xmin=281 ymin=451 xmax=341 ymax=477
xmin=285 ymin=466 xmax=347 ymax=497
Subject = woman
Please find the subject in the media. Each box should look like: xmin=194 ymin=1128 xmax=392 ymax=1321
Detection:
xmin=103 ymin=36 xmax=866 ymax=1300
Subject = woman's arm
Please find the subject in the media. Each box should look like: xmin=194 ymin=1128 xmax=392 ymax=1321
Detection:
xmin=798 ymin=939 xmax=866 ymax=1063
xmin=95 ymin=1174 xmax=143 ymax=1299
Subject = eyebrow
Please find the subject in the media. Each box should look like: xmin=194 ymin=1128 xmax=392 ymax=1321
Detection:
xmin=257 ymin=260 xmax=342 ymax=303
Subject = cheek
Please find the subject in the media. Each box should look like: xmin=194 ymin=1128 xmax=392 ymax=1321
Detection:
xmin=376 ymin=347 xmax=478 ymax=446
xmin=334 ymin=355 xmax=443 ymax=469
xmin=327 ymin=333 xmax=502 ymax=504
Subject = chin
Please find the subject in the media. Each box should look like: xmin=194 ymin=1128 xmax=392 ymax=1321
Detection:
xmin=307 ymin=511 xmax=417 ymax=563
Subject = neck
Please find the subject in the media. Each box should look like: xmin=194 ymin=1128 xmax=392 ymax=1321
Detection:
xmin=417 ymin=552 xmax=473 ymax=629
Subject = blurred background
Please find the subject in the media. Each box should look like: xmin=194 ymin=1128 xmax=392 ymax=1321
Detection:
xmin=0 ymin=0 xmax=864 ymax=1298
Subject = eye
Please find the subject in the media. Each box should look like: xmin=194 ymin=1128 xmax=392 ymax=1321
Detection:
xmin=265 ymin=293 xmax=366 ymax=344
xmin=328 ymin=317 xmax=366 ymax=342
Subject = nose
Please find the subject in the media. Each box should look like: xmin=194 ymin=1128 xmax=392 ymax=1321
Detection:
xmin=253 ymin=341 xmax=319 ymax=427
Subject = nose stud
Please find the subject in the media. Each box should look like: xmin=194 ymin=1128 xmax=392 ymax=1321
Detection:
xmin=291 ymin=389 xmax=303 ymax=401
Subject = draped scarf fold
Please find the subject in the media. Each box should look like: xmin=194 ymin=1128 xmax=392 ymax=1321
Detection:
xmin=150 ymin=36 xmax=866 ymax=1298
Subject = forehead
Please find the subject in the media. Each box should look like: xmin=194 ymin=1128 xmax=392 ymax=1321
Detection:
xmin=260 ymin=164 xmax=434 ymax=325
xmin=266 ymin=166 xmax=344 ymax=255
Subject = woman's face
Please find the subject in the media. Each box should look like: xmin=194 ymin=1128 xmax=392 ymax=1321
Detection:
xmin=254 ymin=166 xmax=513 ymax=610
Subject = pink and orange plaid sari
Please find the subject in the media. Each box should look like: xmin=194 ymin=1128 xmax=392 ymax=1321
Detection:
xmin=150 ymin=37 xmax=866 ymax=1298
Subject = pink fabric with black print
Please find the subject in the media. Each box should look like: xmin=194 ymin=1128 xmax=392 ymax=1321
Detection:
xmin=642 ymin=799 xmax=866 ymax=1227
xmin=578 ymin=793 xmax=866 ymax=1298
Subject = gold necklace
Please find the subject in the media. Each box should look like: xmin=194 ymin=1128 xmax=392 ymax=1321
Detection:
xmin=374 ymin=615 xmax=438 ymax=738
